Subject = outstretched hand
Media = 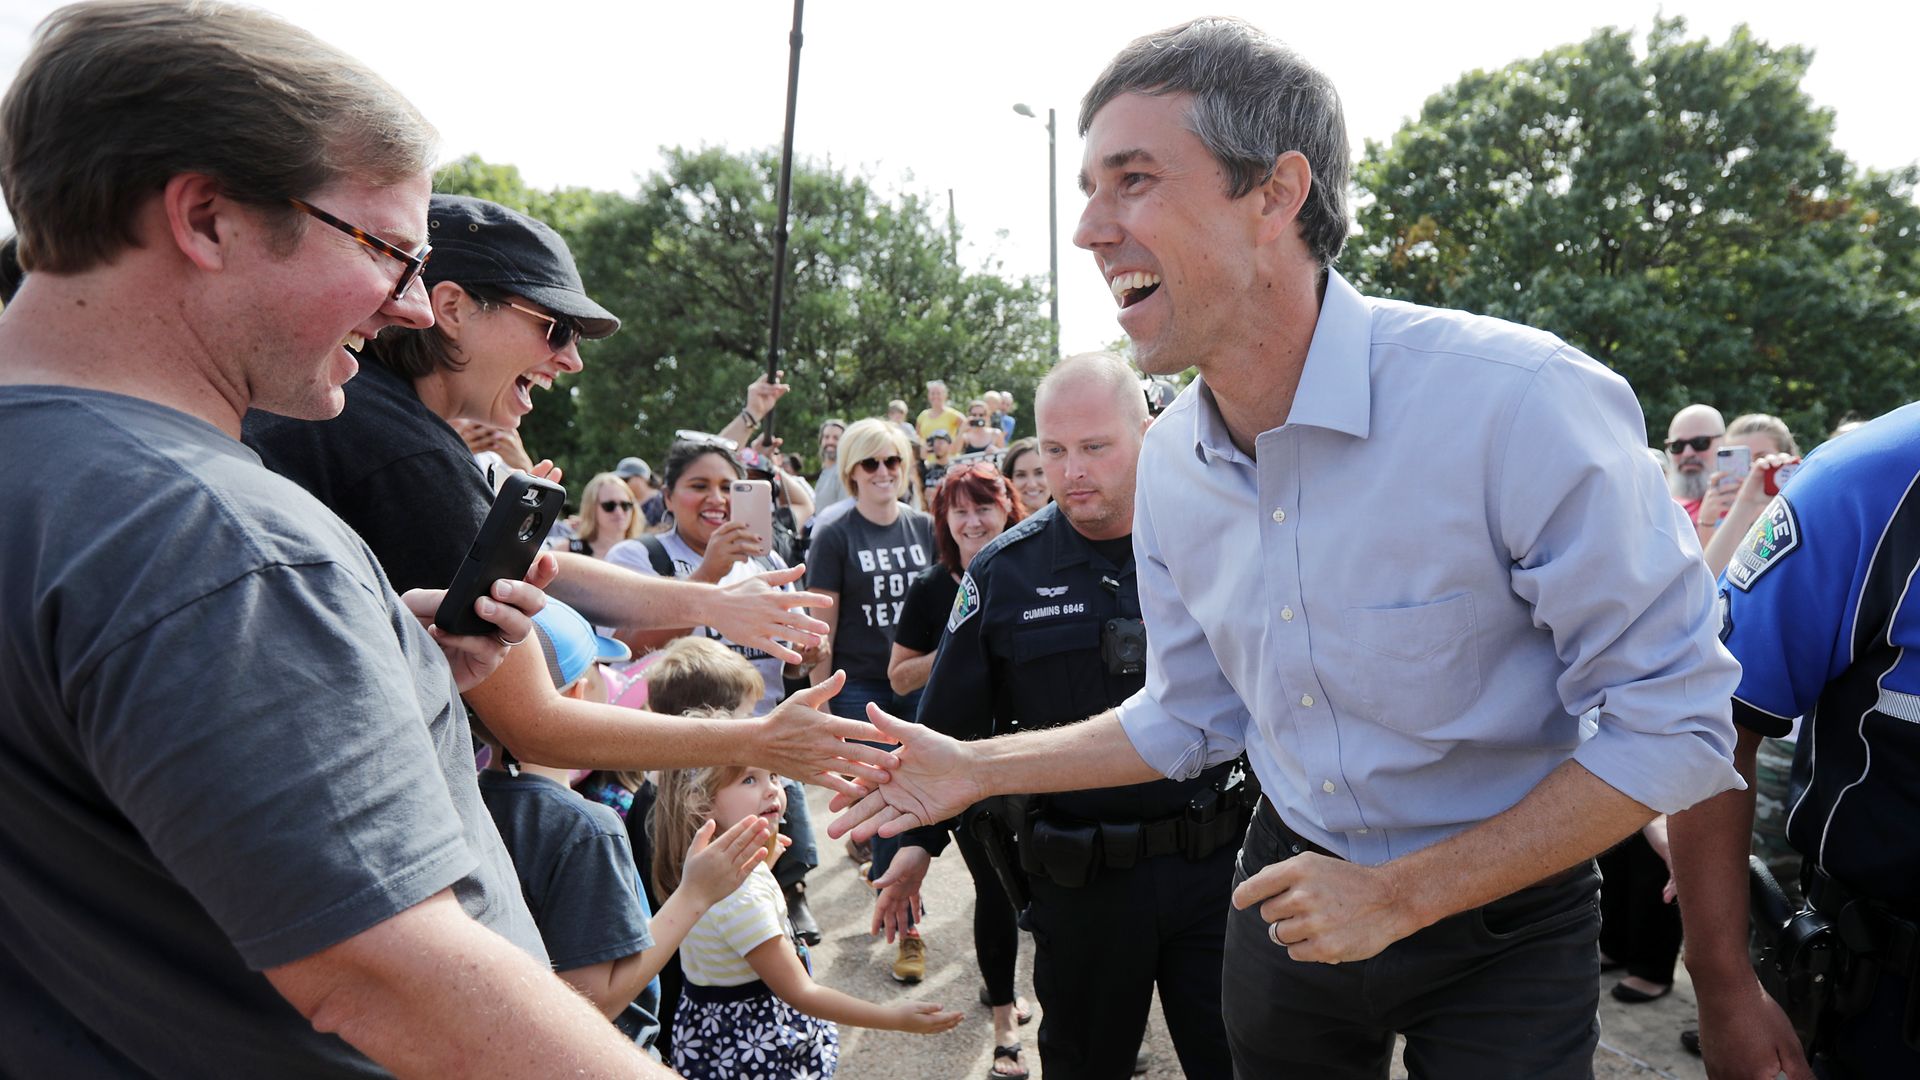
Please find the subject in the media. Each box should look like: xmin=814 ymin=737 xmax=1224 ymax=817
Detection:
xmin=755 ymin=670 xmax=898 ymax=798
xmin=827 ymin=704 xmax=984 ymax=843
xmin=704 ymin=563 xmax=832 ymax=665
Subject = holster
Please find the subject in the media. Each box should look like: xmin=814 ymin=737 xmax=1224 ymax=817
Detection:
xmin=1752 ymin=858 xmax=1920 ymax=1054
xmin=970 ymin=795 xmax=1034 ymax=911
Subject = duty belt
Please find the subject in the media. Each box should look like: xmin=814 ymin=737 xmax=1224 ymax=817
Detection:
xmin=1020 ymin=762 xmax=1260 ymax=888
xmin=1804 ymin=866 xmax=1920 ymax=980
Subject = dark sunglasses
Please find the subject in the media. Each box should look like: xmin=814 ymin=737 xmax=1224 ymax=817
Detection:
xmin=856 ymin=455 xmax=904 ymax=473
xmin=1665 ymin=435 xmax=1720 ymax=454
xmin=504 ymin=300 xmax=583 ymax=351
xmin=599 ymin=499 xmax=636 ymax=513
xmin=286 ymin=197 xmax=430 ymax=301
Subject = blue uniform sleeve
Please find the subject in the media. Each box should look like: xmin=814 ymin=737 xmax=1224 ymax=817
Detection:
xmin=1496 ymin=348 xmax=1744 ymax=813
xmin=1718 ymin=455 xmax=1869 ymax=737
xmin=1116 ymin=451 xmax=1252 ymax=780
xmin=904 ymin=558 xmax=1003 ymax=855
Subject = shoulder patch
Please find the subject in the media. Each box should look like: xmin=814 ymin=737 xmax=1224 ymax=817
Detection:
xmin=1727 ymin=496 xmax=1801 ymax=592
xmin=948 ymin=572 xmax=981 ymax=632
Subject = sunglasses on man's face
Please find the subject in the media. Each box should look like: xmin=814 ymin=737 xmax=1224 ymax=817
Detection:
xmin=503 ymin=300 xmax=582 ymax=351
xmin=600 ymin=500 xmax=636 ymax=513
xmin=286 ymin=197 xmax=430 ymax=302
xmin=856 ymin=455 xmax=904 ymax=473
xmin=1666 ymin=435 xmax=1720 ymax=454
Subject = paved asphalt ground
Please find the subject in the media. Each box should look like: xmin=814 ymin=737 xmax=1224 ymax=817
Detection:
xmin=794 ymin=786 xmax=1710 ymax=1080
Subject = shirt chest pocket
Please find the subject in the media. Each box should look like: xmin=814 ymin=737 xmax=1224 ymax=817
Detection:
xmin=1339 ymin=594 xmax=1481 ymax=735
xmin=1009 ymin=619 xmax=1106 ymax=727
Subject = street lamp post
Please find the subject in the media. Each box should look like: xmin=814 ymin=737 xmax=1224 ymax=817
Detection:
xmin=1013 ymin=102 xmax=1059 ymax=359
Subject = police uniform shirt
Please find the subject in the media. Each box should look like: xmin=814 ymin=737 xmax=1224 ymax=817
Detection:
xmin=915 ymin=503 xmax=1225 ymax=827
xmin=1719 ymin=402 xmax=1920 ymax=908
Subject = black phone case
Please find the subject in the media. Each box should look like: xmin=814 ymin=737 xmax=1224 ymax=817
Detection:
xmin=433 ymin=473 xmax=566 ymax=637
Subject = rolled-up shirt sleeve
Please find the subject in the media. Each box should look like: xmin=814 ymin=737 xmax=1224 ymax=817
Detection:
xmin=1497 ymin=349 xmax=1745 ymax=813
xmin=1117 ymin=458 xmax=1252 ymax=780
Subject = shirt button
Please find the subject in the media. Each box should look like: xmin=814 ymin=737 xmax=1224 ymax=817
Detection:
xmin=1281 ymin=606 xmax=1294 ymax=622
xmin=1321 ymin=780 xmax=1336 ymax=793
xmin=1300 ymin=694 xmax=1314 ymax=707
xmin=1271 ymin=508 xmax=1286 ymax=523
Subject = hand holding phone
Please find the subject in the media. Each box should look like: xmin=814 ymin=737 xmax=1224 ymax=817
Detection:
xmin=1714 ymin=445 xmax=1752 ymax=490
xmin=435 ymin=473 xmax=566 ymax=637
xmin=728 ymin=479 xmax=774 ymax=556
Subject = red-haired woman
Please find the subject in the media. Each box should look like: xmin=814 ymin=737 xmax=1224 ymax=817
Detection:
xmin=881 ymin=461 xmax=1035 ymax=1078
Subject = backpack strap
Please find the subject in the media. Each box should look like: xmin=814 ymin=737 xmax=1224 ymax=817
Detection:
xmin=639 ymin=534 xmax=676 ymax=578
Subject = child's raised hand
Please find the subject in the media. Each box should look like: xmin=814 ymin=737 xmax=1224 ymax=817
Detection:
xmin=681 ymin=817 xmax=774 ymax=906
xmin=890 ymin=1001 xmax=964 ymax=1035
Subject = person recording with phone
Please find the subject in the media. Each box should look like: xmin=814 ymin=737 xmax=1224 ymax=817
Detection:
xmin=605 ymin=435 xmax=827 ymax=950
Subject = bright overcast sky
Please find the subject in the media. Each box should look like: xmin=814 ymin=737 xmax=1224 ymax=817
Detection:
xmin=0 ymin=0 xmax=1913 ymax=356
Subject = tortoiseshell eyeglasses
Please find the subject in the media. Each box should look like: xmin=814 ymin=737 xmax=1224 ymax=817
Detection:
xmin=286 ymin=197 xmax=432 ymax=301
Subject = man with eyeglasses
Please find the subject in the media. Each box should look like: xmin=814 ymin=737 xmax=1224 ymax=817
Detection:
xmin=1666 ymin=402 xmax=1728 ymax=536
xmin=0 ymin=2 xmax=668 ymax=1075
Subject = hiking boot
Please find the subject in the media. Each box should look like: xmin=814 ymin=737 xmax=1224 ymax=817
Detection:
xmin=784 ymin=880 xmax=821 ymax=946
xmin=891 ymin=931 xmax=927 ymax=983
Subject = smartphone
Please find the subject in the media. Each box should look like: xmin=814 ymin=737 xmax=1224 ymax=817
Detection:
xmin=1765 ymin=459 xmax=1803 ymax=497
xmin=969 ymin=417 xmax=987 ymax=427
xmin=1715 ymin=445 xmax=1751 ymax=488
xmin=434 ymin=472 xmax=566 ymax=637
xmin=728 ymin=479 xmax=774 ymax=555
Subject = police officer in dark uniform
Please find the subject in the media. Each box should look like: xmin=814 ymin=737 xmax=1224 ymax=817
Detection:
xmin=876 ymin=353 xmax=1247 ymax=1080
xmin=1672 ymin=402 xmax=1920 ymax=1079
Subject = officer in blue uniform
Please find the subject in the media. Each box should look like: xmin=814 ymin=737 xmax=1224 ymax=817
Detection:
xmin=895 ymin=354 xmax=1247 ymax=1080
xmin=1672 ymin=402 xmax=1920 ymax=1079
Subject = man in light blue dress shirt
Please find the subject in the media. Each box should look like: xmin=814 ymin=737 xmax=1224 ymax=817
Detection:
xmin=832 ymin=16 xmax=1743 ymax=1076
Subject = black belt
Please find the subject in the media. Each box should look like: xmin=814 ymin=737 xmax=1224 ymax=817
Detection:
xmin=1806 ymin=866 xmax=1919 ymax=979
xmin=1253 ymin=797 xmax=1590 ymax=890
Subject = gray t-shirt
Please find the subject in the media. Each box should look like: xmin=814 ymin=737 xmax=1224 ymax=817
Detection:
xmin=0 ymin=387 xmax=542 ymax=1077
xmin=806 ymin=506 xmax=934 ymax=680
xmin=477 ymin=771 xmax=659 ymax=1049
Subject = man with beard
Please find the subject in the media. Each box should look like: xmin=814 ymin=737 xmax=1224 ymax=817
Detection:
xmin=815 ymin=418 xmax=849 ymax=508
xmin=1666 ymin=403 xmax=1727 ymax=544
xmin=830 ymin=17 xmax=1742 ymax=1077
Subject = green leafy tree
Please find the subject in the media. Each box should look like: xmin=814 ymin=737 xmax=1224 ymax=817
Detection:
xmin=431 ymin=151 xmax=1051 ymax=482
xmin=566 ymin=147 xmax=1052 ymax=477
xmin=1349 ymin=18 xmax=1920 ymax=443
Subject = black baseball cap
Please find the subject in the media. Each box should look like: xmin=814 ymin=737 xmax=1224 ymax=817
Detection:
xmin=425 ymin=194 xmax=620 ymax=340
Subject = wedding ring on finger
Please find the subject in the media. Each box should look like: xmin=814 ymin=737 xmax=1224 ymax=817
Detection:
xmin=1268 ymin=921 xmax=1285 ymax=947
xmin=495 ymin=631 xmax=529 ymax=647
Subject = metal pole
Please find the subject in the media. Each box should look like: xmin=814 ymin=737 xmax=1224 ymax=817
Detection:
xmin=1046 ymin=107 xmax=1059 ymax=359
xmin=763 ymin=0 xmax=806 ymax=443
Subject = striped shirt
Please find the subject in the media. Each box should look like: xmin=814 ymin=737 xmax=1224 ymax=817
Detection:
xmin=679 ymin=864 xmax=787 ymax=987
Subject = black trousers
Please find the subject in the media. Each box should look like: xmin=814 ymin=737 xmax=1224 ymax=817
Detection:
xmin=1224 ymin=804 xmax=1601 ymax=1079
xmin=1597 ymin=831 xmax=1682 ymax=986
xmin=952 ymin=825 xmax=1021 ymax=1006
xmin=1021 ymin=843 xmax=1236 ymax=1080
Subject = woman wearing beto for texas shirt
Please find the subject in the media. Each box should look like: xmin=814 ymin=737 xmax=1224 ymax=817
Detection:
xmin=805 ymin=418 xmax=935 ymax=982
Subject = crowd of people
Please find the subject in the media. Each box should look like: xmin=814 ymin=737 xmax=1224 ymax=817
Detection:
xmin=3 ymin=5 xmax=1916 ymax=1080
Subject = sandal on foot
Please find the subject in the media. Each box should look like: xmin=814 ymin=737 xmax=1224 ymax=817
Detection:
xmin=989 ymin=1043 xmax=1029 ymax=1080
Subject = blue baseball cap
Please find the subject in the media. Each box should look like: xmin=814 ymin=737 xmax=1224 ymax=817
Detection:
xmin=529 ymin=599 xmax=631 ymax=690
